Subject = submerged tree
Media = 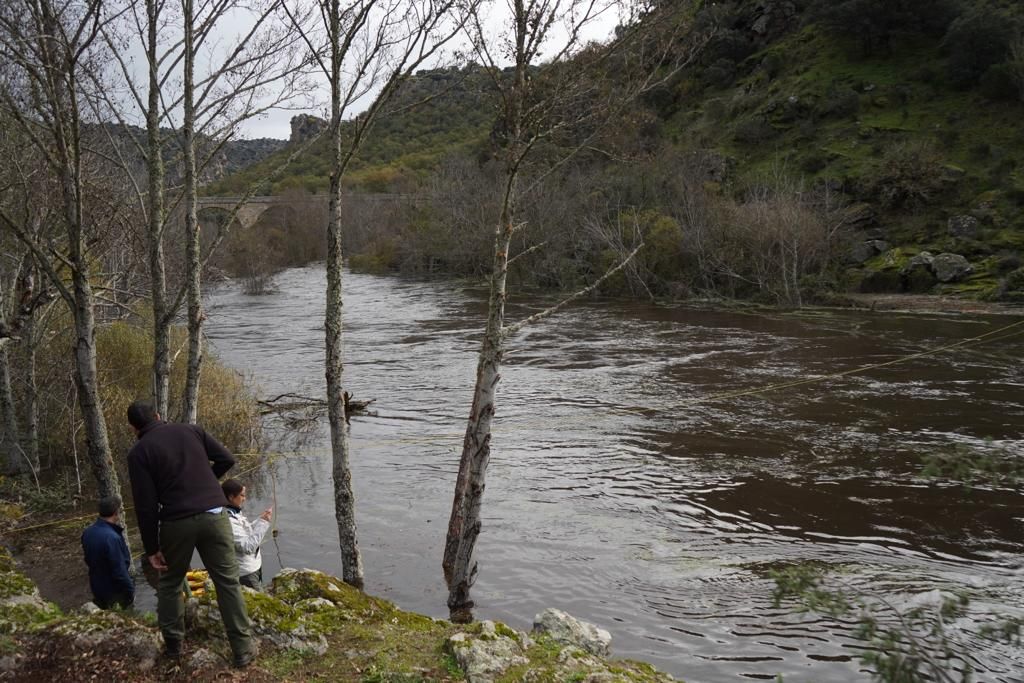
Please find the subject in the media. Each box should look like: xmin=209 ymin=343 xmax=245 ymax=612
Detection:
xmin=442 ymin=0 xmax=707 ymax=617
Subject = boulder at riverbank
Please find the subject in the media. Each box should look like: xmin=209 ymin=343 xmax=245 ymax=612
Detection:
xmin=0 ymin=548 xmax=676 ymax=681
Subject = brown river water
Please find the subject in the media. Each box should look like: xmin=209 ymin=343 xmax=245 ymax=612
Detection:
xmin=201 ymin=265 xmax=1024 ymax=682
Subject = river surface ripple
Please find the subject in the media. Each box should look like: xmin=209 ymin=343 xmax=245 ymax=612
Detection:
xmin=205 ymin=265 xmax=1024 ymax=682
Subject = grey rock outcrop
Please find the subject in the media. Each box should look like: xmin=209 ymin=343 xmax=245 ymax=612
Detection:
xmin=932 ymin=253 xmax=973 ymax=283
xmin=848 ymin=239 xmax=890 ymax=264
xmin=448 ymin=622 xmax=529 ymax=683
xmin=842 ymin=203 xmax=878 ymax=230
xmin=532 ymin=608 xmax=612 ymax=657
xmin=948 ymin=215 xmax=980 ymax=239
xmin=220 ymin=137 xmax=287 ymax=174
xmin=290 ymin=114 xmax=328 ymax=144
xmin=901 ymin=251 xmax=935 ymax=275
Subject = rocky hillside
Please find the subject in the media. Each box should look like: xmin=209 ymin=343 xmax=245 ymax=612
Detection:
xmin=207 ymin=66 xmax=496 ymax=195
xmin=95 ymin=123 xmax=286 ymax=185
xmin=220 ymin=137 xmax=288 ymax=176
xmin=208 ymin=0 xmax=1024 ymax=302
xmin=660 ymin=0 xmax=1024 ymax=300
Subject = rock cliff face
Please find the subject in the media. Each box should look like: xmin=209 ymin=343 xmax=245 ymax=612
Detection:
xmin=290 ymin=114 xmax=328 ymax=144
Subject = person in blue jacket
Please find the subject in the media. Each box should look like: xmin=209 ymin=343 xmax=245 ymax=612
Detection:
xmin=81 ymin=495 xmax=135 ymax=609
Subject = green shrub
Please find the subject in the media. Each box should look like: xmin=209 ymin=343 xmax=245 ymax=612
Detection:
xmin=349 ymin=237 xmax=399 ymax=273
xmin=760 ymin=52 xmax=784 ymax=80
xmin=704 ymin=58 xmax=737 ymax=89
xmin=818 ymin=88 xmax=860 ymax=119
xmin=733 ymin=118 xmax=777 ymax=144
xmin=867 ymin=142 xmax=950 ymax=210
xmin=1002 ymin=266 xmax=1024 ymax=292
xmin=800 ymin=154 xmax=828 ymax=174
xmin=811 ymin=0 xmax=961 ymax=56
xmin=980 ymin=63 xmax=1019 ymax=101
xmin=942 ymin=8 xmax=1016 ymax=89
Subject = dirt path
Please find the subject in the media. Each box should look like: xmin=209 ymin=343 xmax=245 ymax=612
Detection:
xmin=7 ymin=516 xmax=95 ymax=610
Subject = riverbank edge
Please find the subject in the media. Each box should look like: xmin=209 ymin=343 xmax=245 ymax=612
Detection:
xmin=669 ymin=292 xmax=1024 ymax=316
xmin=0 ymin=537 xmax=678 ymax=682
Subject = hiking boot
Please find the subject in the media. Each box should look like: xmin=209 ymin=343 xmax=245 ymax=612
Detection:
xmin=163 ymin=638 xmax=182 ymax=660
xmin=232 ymin=649 xmax=256 ymax=669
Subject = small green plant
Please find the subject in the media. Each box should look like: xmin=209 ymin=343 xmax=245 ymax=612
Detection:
xmin=771 ymin=564 xmax=1019 ymax=683
xmin=441 ymin=651 xmax=462 ymax=677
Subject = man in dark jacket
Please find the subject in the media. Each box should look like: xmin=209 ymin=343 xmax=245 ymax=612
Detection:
xmin=126 ymin=400 xmax=255 ymax=668
xmin=81 ymin=495 xmax=134 ymax=609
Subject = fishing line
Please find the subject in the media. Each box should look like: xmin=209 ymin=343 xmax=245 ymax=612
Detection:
xmin=269 ymin=458 xmax=284 ymax=570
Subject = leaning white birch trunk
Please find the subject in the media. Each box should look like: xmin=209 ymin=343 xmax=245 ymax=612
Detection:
xmin=181 ymin=0 xmax=203 ymax=424
xmin=442 ymin=21 xmax=528 ymax=615
xmin=440 ymin=0 xmax=695 ymax=610
xmin=442 ymin=217 xmax=642 ymax=616
xmin=442 ymin=203 xmax=515 ymax=615
xmin=324 ymin=0 xmax=363 ymax=587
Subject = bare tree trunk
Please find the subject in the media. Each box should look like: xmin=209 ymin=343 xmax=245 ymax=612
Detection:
xmin=47 ymin=0 xmax=119 ymax=498
xmin=443 ymin=180 xmax=517 ymax=615
xmin=146 ymin=0 xmax=170 ymax=417
xmin=0 ymin=274 xmax=22 ymax=474
xmin=443 ymin=3 xmax=529 ymax=614
xmin=24 ymin=309 xmax=40 ymax=470
xmin=441 ymin=0 xmax=676 ymax=611
xmin=325 ymin=0 xmax=363 ymax=587
xmin=0 ymin=344 xmax=22 ymax=475
xmin=55 ymin=37 xmax=119 ymax=498
xmin=71 ymin=269 xmax=120 ymax=498
xmin=181 ymin=0 xmax=203 ymax=424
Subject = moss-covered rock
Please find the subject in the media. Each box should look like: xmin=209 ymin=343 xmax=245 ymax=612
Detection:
xmin=0 ymin=547 xmax=61 ymax=635
xmin=1 ymin=558 xmax=682 ymax=681
xmin=271 ymin=567 xmax=374 ymax=611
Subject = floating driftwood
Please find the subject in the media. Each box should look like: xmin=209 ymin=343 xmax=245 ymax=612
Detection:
xmin=258 ymin=391 xmax=376 ymax=422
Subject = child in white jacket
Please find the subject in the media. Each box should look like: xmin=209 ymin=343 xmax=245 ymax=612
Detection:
xmin=222 ymin=479 xmax=272 ymax=589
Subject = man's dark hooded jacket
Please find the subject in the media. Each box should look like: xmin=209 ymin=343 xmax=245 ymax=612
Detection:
xmin=127 ymin=420 xmax=235 ymax=556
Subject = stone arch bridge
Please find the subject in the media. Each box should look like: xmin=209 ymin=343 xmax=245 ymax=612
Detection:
xmin=196 ymin=193 xmax=416 ymax=229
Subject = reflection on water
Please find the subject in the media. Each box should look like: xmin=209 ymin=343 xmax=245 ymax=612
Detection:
xmin=204 ymin=265 xmax=1024 ymax=682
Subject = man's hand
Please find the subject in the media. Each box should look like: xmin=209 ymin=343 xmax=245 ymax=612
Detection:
xmin=259 ymin=507 xmax=273 ymax=522
xmin=148 ymin=552 xmax=168 ymax=571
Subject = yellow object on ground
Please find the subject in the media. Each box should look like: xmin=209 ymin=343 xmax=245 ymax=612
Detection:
xmin=185 ymin=569 xmax=209 ymax=597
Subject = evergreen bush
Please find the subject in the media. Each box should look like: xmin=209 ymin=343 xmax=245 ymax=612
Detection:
xmin=942 ymin=8 xmax=1016 ymax=89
